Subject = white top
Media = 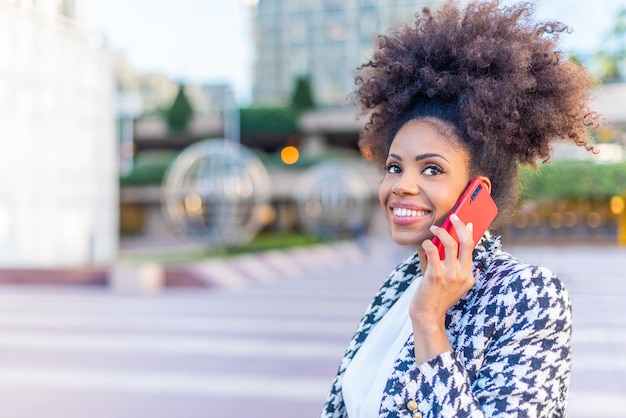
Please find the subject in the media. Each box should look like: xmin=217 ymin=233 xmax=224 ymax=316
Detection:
xmin=342 ymin=275 xmax=421 ymax=418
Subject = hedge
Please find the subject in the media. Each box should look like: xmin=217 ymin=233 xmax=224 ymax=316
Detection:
xmin=239 ymin=106 xmax=297 ymax=135
xmin=119 ymin=150 xmax=178 ymax=187
xmin=519 ymin=161 xmax=626 ymax=201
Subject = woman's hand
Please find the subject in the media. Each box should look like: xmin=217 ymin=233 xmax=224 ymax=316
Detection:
xmin=410 ymin=213 xmax=476 ymax=364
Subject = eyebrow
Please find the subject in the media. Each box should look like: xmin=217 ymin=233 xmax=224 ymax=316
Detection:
xmin=388 ymin=152 xmax=450 ymax=163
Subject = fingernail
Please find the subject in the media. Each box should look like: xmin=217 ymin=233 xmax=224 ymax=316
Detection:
xmin=430 ymin=225 xmax=438 ymax=231
xmin=467 ymin=222 xmax=474 ymax=234
xmin=450 ymin=213 xmax=460 ymax=222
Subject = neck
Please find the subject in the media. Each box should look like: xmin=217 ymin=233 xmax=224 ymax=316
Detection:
xmin=417 ymin=247 xmax=428 ymax=272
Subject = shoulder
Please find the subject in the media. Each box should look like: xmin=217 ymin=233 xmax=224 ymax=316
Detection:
xmin=487 ymin=250 xmax=568 ymax=295
xmin=472 ymin=235 xmax=570 ymax=308
xmin=480 ymin=249 xmax=571 ymax=324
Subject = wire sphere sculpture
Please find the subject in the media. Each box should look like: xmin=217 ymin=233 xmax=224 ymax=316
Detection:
xmin=161 ymin=139 xmax=271 ymax=248
xmin=294 ymin=160 xmax=376 ymax=239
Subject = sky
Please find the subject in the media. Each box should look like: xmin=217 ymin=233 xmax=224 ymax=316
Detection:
xmin=89 ymin=0 xmax=626 ymax=105
xmin=89 ymin=0 xmax=255 ymax=102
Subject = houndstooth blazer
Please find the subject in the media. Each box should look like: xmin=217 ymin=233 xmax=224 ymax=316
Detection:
xmin=320 ymin=233 xmax=572 ymax=418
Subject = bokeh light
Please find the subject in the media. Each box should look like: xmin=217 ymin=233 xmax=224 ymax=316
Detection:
xmin=280 ymin=146 xmax=300 ymax=165
xmin=610 ymin=195 xmax=625 ymax=215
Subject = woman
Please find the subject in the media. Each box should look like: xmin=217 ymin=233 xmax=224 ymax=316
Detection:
xmin=320 ymin=1 xmax=600 ymax=417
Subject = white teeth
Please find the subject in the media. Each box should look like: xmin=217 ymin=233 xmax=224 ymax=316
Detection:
xmin=393 ymin=208 xmax=426 ymax=217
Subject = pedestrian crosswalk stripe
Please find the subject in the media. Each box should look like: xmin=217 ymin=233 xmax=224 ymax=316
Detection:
xmin=0 ymin=366 xmax=332 ymax=401
xmin=0 ymin=332 xmax=347 ymax=359
xmin=568 ymin=391 xmax=626 ymax=417
xmin=0 ymin=312 xmax=360 ymax=336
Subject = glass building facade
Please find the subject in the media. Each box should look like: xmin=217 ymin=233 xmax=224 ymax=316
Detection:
xmin=252 ymin=0 xmax=444 ymax=107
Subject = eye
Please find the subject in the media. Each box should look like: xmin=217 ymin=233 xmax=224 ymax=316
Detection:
xmin=422 ymin=165 xmax=444 ymax=176
xmin=385 ymin=162 xmax=401 ymax=174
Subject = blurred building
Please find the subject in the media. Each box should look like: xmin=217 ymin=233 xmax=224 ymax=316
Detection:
xmin=114 ymin=52 xmax=180 ymax=117
xmin=251 ymin=0 xmax=444 ymax=107
xmin=130 ymin=83 xmax=233 ymax=151
xmin=0 ymin=0 xmax=117 ymax=267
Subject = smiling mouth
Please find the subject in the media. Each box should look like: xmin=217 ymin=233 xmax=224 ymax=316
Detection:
xmin=392 ymin=208 xmax=430 ymax=217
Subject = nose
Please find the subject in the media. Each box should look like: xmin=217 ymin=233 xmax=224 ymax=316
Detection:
xmin=391 ymin=173 xmax=419 ymax=196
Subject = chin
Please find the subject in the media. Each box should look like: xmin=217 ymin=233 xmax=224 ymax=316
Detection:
xmin=390 ymin=231 xmax=427 ymax=248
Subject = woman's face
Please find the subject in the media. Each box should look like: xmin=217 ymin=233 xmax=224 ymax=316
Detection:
xmin=379 ymin=119 xmax=471 ymax=248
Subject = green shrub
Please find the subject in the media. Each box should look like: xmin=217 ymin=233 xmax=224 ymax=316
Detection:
xmin=120 ymin=150 xmax=179 ymax=187
xmin=239 ymin=106 xmax=298 ymax=135
xmin=519 ymin=161 xmax=626 ymax=201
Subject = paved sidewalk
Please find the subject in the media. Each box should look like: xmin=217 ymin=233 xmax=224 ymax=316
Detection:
xmin=0 ymin=241 xmax=622 ymax=417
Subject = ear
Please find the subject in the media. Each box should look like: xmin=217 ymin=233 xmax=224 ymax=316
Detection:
xmin=477 ymin=176 xmax=492 ymax=194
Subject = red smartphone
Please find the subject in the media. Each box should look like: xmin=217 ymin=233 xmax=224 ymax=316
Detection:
xmin=431 ymin=178 xmax=498 ymax=260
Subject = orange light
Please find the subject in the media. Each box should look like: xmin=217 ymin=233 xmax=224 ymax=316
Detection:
xmin=280 ymin=146 xmax=299 ymax=165
xmin=611 ymin=196 xmax=625 ymax=215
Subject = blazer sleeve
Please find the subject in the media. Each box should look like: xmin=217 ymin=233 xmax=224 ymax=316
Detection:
xmin=381 ymin=265 xmax=572 ymax=418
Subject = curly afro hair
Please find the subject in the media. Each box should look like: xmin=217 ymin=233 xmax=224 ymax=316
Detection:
xmin=353 ymin=0 xmax=601 ymax=227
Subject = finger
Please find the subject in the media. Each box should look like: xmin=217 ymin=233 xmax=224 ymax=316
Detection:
xmin=449 ymin=214 xmax=474 ymax=263
xmin=422 ymin=239 xmax=442 ymax=262
xmin=430 ymin=223 xmax=458 ymax=261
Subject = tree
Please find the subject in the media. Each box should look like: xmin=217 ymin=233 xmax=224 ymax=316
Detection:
xmin=166 ymin=83 xmax=194 ymax=131
xmin=290 ymin=76 xmax=316 ymax=112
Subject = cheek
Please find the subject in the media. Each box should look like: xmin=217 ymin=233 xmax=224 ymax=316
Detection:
xmin=436 ymin=190 xmax=465 ymax=218
xmin=378 ymin=179 xmax=391 ymax=207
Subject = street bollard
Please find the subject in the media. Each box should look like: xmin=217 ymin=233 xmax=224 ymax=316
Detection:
xmin=109 ymin=262 xmax=164 ymax=294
